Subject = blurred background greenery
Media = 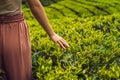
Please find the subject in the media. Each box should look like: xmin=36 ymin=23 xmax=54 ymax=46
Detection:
xmin=22 ymin=0 xmax=120 ymax=80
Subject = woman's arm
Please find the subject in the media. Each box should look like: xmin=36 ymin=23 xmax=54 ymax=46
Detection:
xmin=26 ymin=0 xmax=69 ymax=49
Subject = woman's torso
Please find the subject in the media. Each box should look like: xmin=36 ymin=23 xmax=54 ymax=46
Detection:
xmin=0 ymin=0 xmax=22 ymax=16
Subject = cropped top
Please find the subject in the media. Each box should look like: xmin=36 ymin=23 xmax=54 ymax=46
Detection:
xmin=0 ymin=0 xmax=22 ymax=16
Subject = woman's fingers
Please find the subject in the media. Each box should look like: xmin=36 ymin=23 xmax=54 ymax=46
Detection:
xmin=57 ymin=40 xmax=66 ymax=49
xmin=57 ymin=38 xmax=69 ymax=49
xmin=50 ymin=33 xmax=69 ymax=49
xmin=61 ymin=38 xmax=69 ymax=47
xmin=59 ymin=40 xmax=69 ymax=49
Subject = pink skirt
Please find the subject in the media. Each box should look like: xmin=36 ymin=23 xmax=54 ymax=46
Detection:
xmin=0 ymin=13 xmax=33 ymax=80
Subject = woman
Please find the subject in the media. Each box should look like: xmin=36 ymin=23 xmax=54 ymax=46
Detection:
xmin=0 ymin=0 xmax=69 ymax=80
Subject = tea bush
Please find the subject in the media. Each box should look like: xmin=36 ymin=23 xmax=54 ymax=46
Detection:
xmin=25 ymin=13 xmax=120 ymax=80
xmin=43 ymin=0 xmax=120 ymax=19
xmin=23 ymin=0 xmax=120 ymax=19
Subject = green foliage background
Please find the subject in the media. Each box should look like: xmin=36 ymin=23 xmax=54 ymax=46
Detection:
xmin=1 ymin=0 xmax=120 ymax=80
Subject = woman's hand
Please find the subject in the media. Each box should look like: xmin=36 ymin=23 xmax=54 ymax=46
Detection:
xmin=27 ymin=0 xmax=69 ymax=49
xmin=49 ymin=33 xmax=69 ymax=49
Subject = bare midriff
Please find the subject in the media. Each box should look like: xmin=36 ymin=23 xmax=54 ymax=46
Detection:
xmin=0 ymin=0 xmax=22 ymax=16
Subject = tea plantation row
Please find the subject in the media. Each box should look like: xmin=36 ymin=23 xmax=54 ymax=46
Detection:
xmin=23 ymin=0 xmax=120 ymax=19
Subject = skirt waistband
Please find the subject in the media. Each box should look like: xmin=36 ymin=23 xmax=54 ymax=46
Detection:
xmin=0 ymin=12 xmax=25 ymax=23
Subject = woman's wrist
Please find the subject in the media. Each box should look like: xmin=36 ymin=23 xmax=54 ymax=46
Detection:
xmin=48 ymin=32 xmax=56 ymax=38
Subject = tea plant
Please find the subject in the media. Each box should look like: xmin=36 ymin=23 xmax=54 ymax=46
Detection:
xmin=26 ymin=13 xmax=120 ymax=80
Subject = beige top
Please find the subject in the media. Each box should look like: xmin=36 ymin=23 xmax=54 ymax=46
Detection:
xmin=0 ymin=0 xmax=22 ymax=16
